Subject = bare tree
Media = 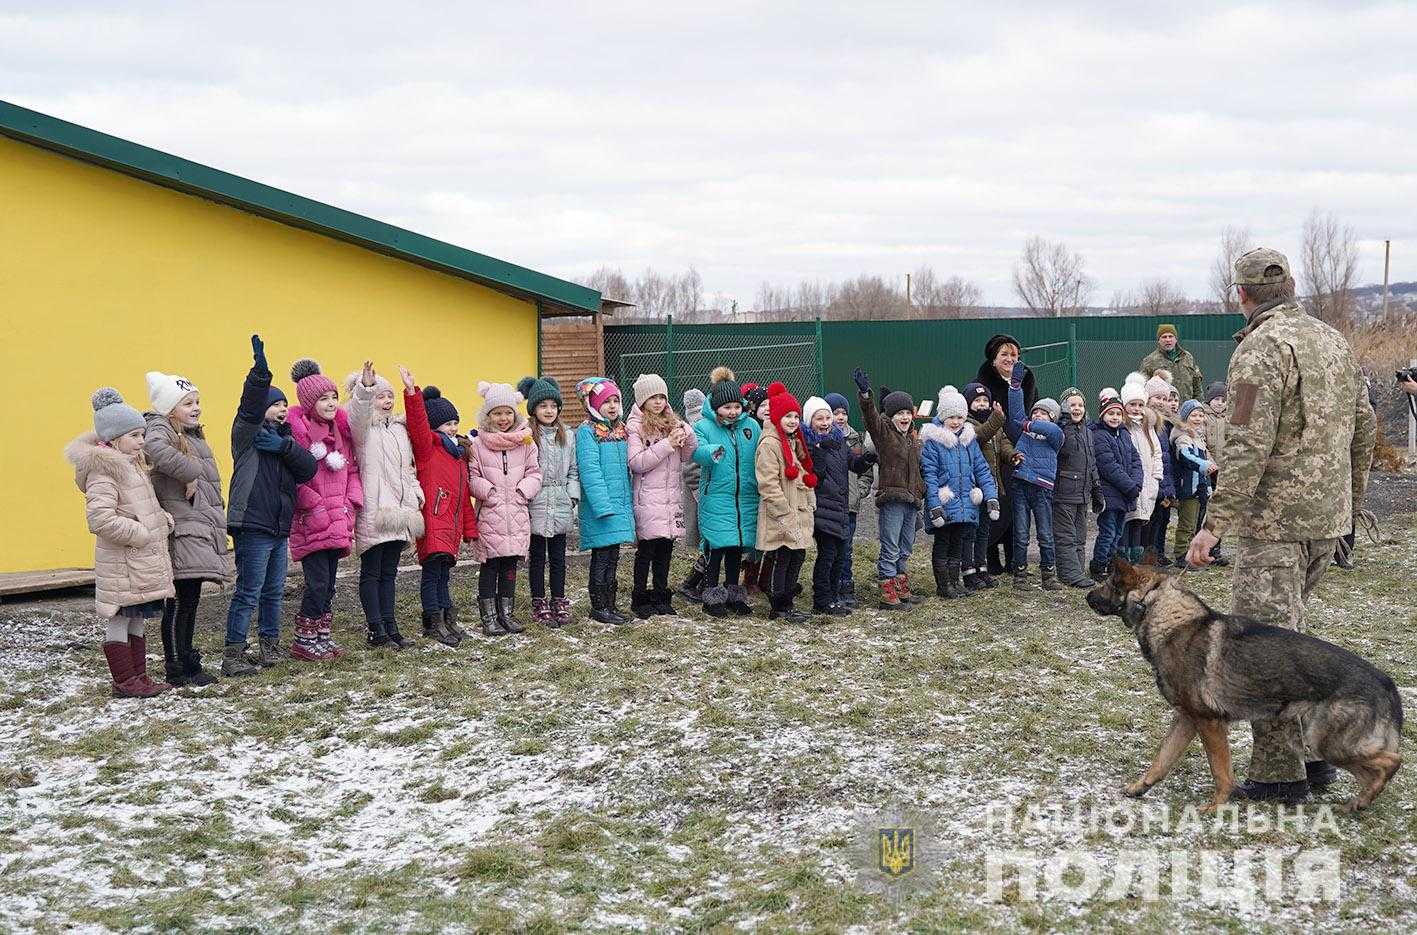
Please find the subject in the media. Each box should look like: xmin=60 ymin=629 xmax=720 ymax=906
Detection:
xmin=1208 ymin=225 xmax=1253 ymax=313
xmin=830 ymin=274 xmax=903 ymax=320
xmin=1012 ymin=237 xmax=1095 ymax=316
xmin=911 ymin=266 xmax=982 ymax=319
xmin=580 ymin=266 xmax=633 ymax=303
xmin=1301 ymin=208 xmax=1359 ymax=325
xmin=1136 ymin=278 xmax=1190 ymax=316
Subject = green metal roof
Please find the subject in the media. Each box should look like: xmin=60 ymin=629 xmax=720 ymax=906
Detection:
xmin=0 ymin=99 xmax=601 ymax=315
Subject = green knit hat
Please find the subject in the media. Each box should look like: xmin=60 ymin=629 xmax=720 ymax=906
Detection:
xmin=517 ymin=376 xmax=563 ymax=412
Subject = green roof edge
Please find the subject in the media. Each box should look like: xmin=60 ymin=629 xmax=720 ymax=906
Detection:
xmin=0 ymin=99 xmax=601 ymax=314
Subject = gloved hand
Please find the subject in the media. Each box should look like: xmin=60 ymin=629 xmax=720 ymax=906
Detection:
xmin=938 ymin=485 xmax=954 ymax=503
xmin=1010 ymin=360 xmax=1026 ymax=387
xmin=253 ymin=428 xmax=286 ymax=453
xmin=1091 ymin=491 xmax=1105 ymax=514
xmin=251 ymin=334 xmax=267 ymax=371
xmin=930 ymin=506 xmax=945 ymax=528
xmin=852 ymin=368 xmax=870 ymax=395
xmin=987 ymin=498 xmax=1000 ymax=521
xmin=860 ymin=450 xmax=878 ymax=467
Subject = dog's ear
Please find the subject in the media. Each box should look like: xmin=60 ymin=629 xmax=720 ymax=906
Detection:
xmin=1139 ymin=550 xmax=1157 ymax=567
xmin=1111 ymin=555 xmax=1144 ymax=591
xmin=1111 ymin=555 xmax=1131 ymax=576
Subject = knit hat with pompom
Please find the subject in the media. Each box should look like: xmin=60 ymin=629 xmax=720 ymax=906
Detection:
xmin=936 ymin=385 xmax=967 ymax=420
xmin=91 ymin=387 xmax=145 ymax=441
xmin=708 ymin=365 xmax=742 ymax=413
xmin=477 ymin=381 xmax=525 ymax=428
xmin=766 ymin=382 xmax=816 ymax=487
xmin=422 ymin=386 xmax=459 ymax=429
xmin=291 ymin=358 xmax=338 ymax=414
xmin=516 ymin=376 xmax=563 ymax=413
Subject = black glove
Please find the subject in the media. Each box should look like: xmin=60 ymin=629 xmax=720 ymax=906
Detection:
xmin=251 ymin=334 xmax=268 ymax=372
xmin=860 ymin=450 xmax=878 ymax=467
xmin=929 ymin=506 xmax=945 ymax=528
xmin=1091 ymin=491 xmax=1105 ymax=514
xmin=852 ymin=368 xmax=870 ymax=395
xmin=253 ymin=427 xmax=286 ymax=454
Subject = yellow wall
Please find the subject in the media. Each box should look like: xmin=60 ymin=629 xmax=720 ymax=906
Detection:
xmin=0 ymin=136 xmax=538 ymax=574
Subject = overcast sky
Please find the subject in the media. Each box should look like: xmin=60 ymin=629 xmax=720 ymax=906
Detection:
xmin=3 ymin=1 xmax=1414 ymax=306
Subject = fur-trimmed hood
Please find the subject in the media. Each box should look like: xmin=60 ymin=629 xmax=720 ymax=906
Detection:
xmin=66 ymin=431 xmax=144 ymax=490
xmin=920 ymin=420 xmax=977 ymax=449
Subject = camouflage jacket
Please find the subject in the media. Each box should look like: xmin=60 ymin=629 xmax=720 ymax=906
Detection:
xmin=1140 ymin=343 xmax=1204 ymax=402
xmin=1204 ymin=300 xmax=1376 ymax=541
xmin=843 ymin=423 xmax=875 ymax=514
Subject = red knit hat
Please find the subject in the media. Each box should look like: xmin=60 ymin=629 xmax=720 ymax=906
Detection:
xmin=766 ymin=382 xmax=816 ymax=487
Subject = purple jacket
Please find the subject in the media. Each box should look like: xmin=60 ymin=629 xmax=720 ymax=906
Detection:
xmin=468 ymin=418 xmax=542 ymax=560
xmin=627 ymin=404 xmax=697 ymax=541
xmin=287 ymin=404 xmax=363 ymax=561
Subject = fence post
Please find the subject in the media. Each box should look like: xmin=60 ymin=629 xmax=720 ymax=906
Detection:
xmin=815 ymin=316 xmax=825 ymax=395
xmin=665 ymin=314 xmax=675 ymax=400
xmin=1068 ymin=321 xmax=1078 ymax=388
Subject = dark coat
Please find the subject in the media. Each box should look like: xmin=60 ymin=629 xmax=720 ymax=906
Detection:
xmin=226 ymin=364 xmax=318 ymax=538
xmin=1089 ymin=418 xmax=1143 ymax=513
xmin=858 ymin=390 xmax=925 ymax=506
xmin=806 ymin=426 xmax=870 ymax=540
xmin=1155 ymin=417 xmax=1178 ymax=502
xmin=1055 ymin=418 xmax=1102 ymax=507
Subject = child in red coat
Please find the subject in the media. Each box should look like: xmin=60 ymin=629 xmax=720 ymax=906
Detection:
xmin=399 ymin=366 xmax=478 ymax=647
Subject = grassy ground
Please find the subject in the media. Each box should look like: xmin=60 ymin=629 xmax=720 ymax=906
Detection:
xmin=2 ymin=497 xmax=1415 ymax=933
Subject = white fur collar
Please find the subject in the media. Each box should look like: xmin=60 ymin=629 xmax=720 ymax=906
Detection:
xmin=920 ymin=421 xmax=976 ymax=449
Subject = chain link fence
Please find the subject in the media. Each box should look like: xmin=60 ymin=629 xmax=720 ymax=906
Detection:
xmin=603 ymin=321 xmax=823 ymax=413
xmin=1075 ymin=339 xmax=1235 ymax=401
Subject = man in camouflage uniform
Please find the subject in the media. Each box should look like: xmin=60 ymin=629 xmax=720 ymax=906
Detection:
xmin=1140 ymin=323 xmax=1205 ymax=402
xmin=1186 ymin=247 xmax=1376 ymax=804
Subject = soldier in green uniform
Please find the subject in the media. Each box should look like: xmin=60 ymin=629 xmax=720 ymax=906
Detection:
xmin=1140 ymin=323 xmax=1204 ymax=402
xmin=1186 ymin=247 xmax=1377 ymax=804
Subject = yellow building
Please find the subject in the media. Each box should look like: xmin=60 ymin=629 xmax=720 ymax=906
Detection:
xmin=0 ymin=100 xmax=600 ymax=580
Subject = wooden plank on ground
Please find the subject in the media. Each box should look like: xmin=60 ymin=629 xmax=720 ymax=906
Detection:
xmin=0 ymin=568 xmax=95 ymax=598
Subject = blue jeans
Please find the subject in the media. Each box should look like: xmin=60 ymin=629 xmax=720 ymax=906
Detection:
xmin=1011 ymin=480 xmax=1055 ymax=571
xmin=1092 ymin=508 xmax=1126 ymax=568
xmin=1150 ymin=501 xmax=1172 ymax=556
xmin=840 ymin=512 xmax=858 ymax=588
xmin=225 ymin=530 xmax=289 ymax=644
xmin=420 ymin=553 xmax=454 ymax=612
xmin=877 ymin=500 xmax=919 ymax=580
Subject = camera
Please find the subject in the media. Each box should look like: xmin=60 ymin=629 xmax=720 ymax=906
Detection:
xmin=1396 ymin=369 xmax=1417 ymax=384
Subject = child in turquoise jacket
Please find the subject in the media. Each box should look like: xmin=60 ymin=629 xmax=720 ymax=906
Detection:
xmin=692 ymin=366 xmax=761 ymax=617
xmin=575 ymin=378 xmax=635 ymax=625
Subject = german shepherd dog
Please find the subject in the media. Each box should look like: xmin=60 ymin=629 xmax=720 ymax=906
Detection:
xmin=1087 ymin=559 xmax=1403 ymax=812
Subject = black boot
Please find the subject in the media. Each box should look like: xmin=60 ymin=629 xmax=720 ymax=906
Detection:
xmin=497 ymin=596 xmax=526 ymax=634
xmin=384 ymin=620 xmax=408 ymax=650
xmin=444 ymin=605 xmax=468 ymax=641
xmin=701 ymin=585 xmax=730 ymax=618
xmin=1306 ymin=760 xmax=1339 ymax=789
xmin=589 ymin=585 xmax=617 ymax=624
xmin=1230 ymin=779 xmax=1310 ymax=804
xmin=630 ymin=588 xmax=654 ymax=620
xmin=425 ymin=609 xmax=460 ymax=646
xmin=946 ymin=560 xmax=965 ymax=599
xmin=726 ymin=584 xmax=753 ymax=617
xmin=932 ymin=557 xmax=953 ymax=599
xmin=367 ymin=617 xmax=391 ymax=648
xmin=477 ymin=598 xmax=506 ymax=636
xmin=678 ymin=554 xmax=708 ymax=603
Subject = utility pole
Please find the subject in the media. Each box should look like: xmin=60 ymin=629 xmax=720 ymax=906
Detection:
xmin=905 ymin=272 xmax=912 ymax=310
xmin=1382 ymin=240 xmax=1391 ymax=319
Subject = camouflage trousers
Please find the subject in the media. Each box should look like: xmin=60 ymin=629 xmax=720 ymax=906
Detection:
xmin=1230 ymin=536 xmax=1340 ymax=783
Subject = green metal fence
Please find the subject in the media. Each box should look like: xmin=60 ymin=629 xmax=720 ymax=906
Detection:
xmin=603 ymin=314 xmax=1244 ymax=422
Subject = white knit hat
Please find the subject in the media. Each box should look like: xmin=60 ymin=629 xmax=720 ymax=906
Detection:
xmin=1121 ymin=373 xmax=1148 ymax=405
xmin=633 ymin=373 xmax=670 ymax=406
xmin=477 ymin=381 xmax=525 ymax=425
xmin=145 ymin=371 xmax=198 ymax=416
xmin=936 ymin=385 xmax=967 ymax=420
xmin=801 ymin=395 xmax=832 ymax=427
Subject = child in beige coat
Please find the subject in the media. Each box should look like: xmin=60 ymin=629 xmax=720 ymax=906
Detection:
xmin=66 ymin=389 xmax=176 ymax=698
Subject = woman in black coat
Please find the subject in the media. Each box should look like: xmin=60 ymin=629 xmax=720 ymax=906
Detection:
xmin=974 ymin=334 xmax=1038 ymax=574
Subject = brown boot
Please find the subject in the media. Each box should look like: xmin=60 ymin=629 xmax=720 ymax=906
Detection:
xmin=127 ymin=633 xmax=170 ymax=691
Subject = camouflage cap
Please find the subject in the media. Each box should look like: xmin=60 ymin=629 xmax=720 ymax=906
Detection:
xmin=1232 ymin=247 xmax=1291 ymax=286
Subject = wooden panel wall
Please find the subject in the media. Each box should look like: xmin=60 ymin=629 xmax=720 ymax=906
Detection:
xmin=540 ymin=319 xmax=603 ymax=425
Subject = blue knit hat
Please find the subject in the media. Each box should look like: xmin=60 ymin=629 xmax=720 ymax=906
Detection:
xmin=824 ymin=392 xmax=850 ymax=413
xmin=1179 ymin=399 xmax=1204 ymax=422
xmin=422 ymin=386 xmax=459 ymax=428
xmin=265 ymin=386 xmax=287 ymax=409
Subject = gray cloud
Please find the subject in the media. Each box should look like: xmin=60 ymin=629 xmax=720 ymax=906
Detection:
xmin=3 ymin=1 xmax=1414 ymax=304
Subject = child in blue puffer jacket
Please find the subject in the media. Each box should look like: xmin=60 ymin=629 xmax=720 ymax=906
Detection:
xmin=921 ymin=386 xmax=999 ymax=600
xmin=693 ymin=367 xmax=762 ymax=618
xmin=1005 ymin=361 xmax=1064 ymax=591
xmin=575 ymin=377 xmax=635 ymax=626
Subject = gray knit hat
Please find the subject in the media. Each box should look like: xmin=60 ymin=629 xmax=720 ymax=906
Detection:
xmin=882 ymin=389 xmax=915 ymax=419
xmin=1060 ymin=386 xmax=1085 ymax=405
xmin=1031 ymin=397 xmax=1061 ymax=421
xmin=683 ymin=387 xmax=706 ymax=421
xmin=91 ymin=388 xmax=145 ymax=441
xmin=1205 ymin=381 xmax=1227 ymax=403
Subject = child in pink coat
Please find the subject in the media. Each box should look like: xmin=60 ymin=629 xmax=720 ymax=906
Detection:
xmin=287 ymin=358 xmax=363 ymax=661
xmin=468 ymin=381 xmax=542 ymax=637
xmin=627 ymin=373 xmax=696 ymax=618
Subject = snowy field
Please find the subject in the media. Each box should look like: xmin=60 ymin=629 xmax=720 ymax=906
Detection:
xmin=2 ymin=486 xmax=1415 ymax=932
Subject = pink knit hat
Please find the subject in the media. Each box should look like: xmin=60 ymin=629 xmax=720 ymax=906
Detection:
xmin=291 ymin=358 xmax=338 ymax=413
xmin=576 ymin=377 xmax=622 ymax=422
